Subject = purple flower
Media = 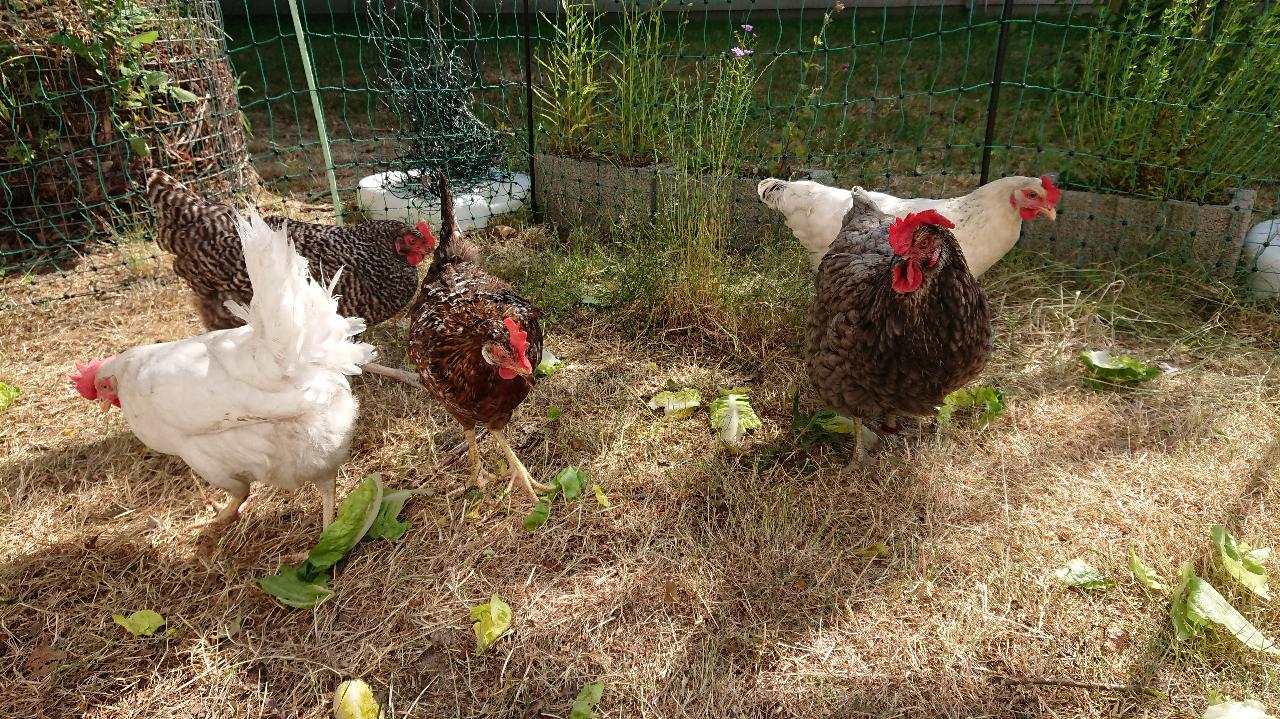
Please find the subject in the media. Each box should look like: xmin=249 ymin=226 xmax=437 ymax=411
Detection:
xmin=730 ymin=47 xmax=754 ymax=58
xmin=742 ymin=24 xmax=754 ymax=33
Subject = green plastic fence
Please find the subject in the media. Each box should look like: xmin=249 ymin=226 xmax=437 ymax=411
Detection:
xmin=3 ymin=0 xmax=1279 ymax=310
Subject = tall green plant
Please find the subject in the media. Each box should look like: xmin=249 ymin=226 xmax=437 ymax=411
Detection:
xmin=657 ymin=35 xmax=759 ymax=319
xmin=609 ymin=1 xmax=668 ymax=165
xmin=535 ymin=0 xmax=604 ymax=157
xmin=1069 ymin=0 xmax=1280 ymax=201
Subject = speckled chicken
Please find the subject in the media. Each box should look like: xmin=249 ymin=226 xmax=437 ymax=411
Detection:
xmin=407 ymin=172 xmax=549 ymax=501
xmin=807 ymin=190 xmax=994 ymax=466
xmin=146 ymin=169 xmax=433 ymax=330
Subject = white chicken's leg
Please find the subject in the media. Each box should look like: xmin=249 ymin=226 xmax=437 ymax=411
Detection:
xmin=360 ymin=362 xmax=426 ymax=390
xmin=318 ymin=475 xmax=336 ymax=528
xmin=492 ymin=429 xmax=552 ymax=501
xmin=465 ymin=428 xmax=496 ymax=488
xmin=843 ymin=417 xmax=875 ymax=471
xmin=197 ymin=481 xmax=250 ymax=528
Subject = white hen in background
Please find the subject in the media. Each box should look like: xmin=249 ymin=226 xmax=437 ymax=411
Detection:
xmin=758 ymin=175 xmax=1061 ymax=275
xmin=70 ymin=211 xmax=375 ymax=530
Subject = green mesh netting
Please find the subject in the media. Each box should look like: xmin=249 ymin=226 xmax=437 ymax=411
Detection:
xmin=3 ymin=0 xmax=1280 ymax=309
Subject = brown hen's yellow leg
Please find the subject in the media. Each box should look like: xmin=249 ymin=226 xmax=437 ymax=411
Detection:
xmin=843 ymin=417 xmax=875 ymax=472
xmin=491 ymin=429 xmax=552 ymax=502
xmin=465 ymin=429 xmax=497 ymax=489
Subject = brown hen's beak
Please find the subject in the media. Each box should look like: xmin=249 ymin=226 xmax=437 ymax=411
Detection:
xmin=1040 ymin=206 xmax=1057 ymax=221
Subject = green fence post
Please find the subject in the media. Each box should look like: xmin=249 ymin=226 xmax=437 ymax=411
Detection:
xmin=285 ymin=0 xmax=345 ymax=225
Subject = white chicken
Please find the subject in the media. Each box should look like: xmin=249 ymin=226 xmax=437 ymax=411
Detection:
xmin=758 ymin=175 xmax=1061 ymax=275
xmin=69 ymin=211 xmax=375 ymax=529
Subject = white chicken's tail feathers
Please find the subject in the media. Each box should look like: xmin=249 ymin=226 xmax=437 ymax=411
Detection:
xmin=231 ymin=210 xmax=376 ymax=376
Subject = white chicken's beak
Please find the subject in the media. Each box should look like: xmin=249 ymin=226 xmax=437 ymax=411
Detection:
xmin=98 ymin=397 xmax=113 ymax=412
xmin=1040 ymin=206 xmax=1058 ymax=221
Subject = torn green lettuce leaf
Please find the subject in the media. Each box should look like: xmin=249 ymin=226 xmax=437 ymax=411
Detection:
xmin=471 ymin=594 xmax=512 ymax=653
xmin=1080 ymin=350 xmax=1162 ymax=390
xmin=710 ymin=390 xmax=762 ymax=444
xmin=647 ymin=388 xmax=703 ymax=419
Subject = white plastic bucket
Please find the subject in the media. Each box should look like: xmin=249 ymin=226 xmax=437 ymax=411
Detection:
xmin=356 ymin=168 xmax=531 ymax=231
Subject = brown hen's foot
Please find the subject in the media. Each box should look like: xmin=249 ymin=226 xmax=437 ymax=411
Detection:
xmin=492 ymin=429 xmax=551 ymax=502
xmin=842 ymin=417 xmax=877 ymax=472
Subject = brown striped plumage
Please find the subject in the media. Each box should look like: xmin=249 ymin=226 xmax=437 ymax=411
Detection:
xmin=801 ymin=187 xmax=994 ymax=465
xmin=406 ymin=172 xmax=548 ymax=500
xmin=146 ymin=169 xmax=429 ymax=330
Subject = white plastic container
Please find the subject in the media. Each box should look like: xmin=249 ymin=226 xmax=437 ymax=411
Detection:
xmin=356 ymin=168 xmax=530 ymax=231
xmin=1242 ymin=219 xmax=1280 ymax=300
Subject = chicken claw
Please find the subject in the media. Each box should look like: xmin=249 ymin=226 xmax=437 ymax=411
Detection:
xmin=492 ymin=429 xmax=551 ymax=502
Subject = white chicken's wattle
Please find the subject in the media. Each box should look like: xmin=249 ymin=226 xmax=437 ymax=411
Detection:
xmin=758 ymin=175 xmax=1060 ymax=275
xmin=69 ymin=211 xmax=375 ymax=530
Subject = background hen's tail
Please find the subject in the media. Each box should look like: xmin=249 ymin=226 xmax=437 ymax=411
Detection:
xmin=228 ymin=210 xmax=375 ymax=377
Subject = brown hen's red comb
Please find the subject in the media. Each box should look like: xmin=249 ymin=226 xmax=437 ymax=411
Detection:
xmin=503 ymin=317 xmax=532 ymax=371
xmin=416 ymin=220 xmax=437 ymax=250
xmin=888 ymin=209 xmax=956 ymax=256
xmin=1041 ymin=175 xmax=1061 ymax=205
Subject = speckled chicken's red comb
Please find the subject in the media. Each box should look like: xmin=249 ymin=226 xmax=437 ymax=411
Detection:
xmin=416 ymin=220 xmax=437 ymax=250
xmin=888 ymin=209 xmax=956 ymax=256
xmin=504 ymin=317 xmax=532 ymax=372
xmin=1041 ymin=175 xmax=1061 ymax=205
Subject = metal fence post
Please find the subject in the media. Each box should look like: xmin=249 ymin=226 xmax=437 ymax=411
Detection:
xmin=980 ymin=0 xmax=1016 ymax=186
xmin=522 ymin=0 xmax=539 ymax=220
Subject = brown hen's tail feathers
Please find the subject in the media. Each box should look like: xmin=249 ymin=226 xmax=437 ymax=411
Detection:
xmin=431 ymin=170 xmax=480 ymax=269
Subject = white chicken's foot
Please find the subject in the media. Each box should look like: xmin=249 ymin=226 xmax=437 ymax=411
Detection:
xmin=360 ymin=362 xmax=425 ymax=390
xmin=492 ymin=429 xmax=551 ymax=502
xmin=194 ymin=487 xmax=250 ymax=530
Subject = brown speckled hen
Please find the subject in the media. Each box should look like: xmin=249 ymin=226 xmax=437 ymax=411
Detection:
xmin=407 ymin=172 xmax=549 ymax=501
xmin=146 ymin=169 xmax=432 ymax=330
xmin=804 ymin=188 xmax=993 ymax=467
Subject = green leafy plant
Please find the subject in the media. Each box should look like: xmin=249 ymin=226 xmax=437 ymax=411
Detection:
xmin=710 ymin=389 xmax=762 ymax=445
xmin=1211 ymin=525 xmax=1271 ymax=600
xmin=1130 ymin=549 xmax=1169 ymax=592
xmin=1067 ymin=1 xmax=1280 ymax=201
xmin=536 ymin=0 xmax=604 ymax=157
xmin=523 ymin=466 xmax=591 ymax=531
xmin=112 ymin=609 xmax=165 ymax=637
xmin=647 ymin=388 xmax=703 ymax=419
xmin=257 ymin=475 xmax=418 ymax=608
xmin=470 ymin=594 xmax=512 ymax=653
xmin=0 ymin=382 xmax=19 ymax=412
xmin=1204 ymin=697 xmax=1277 ymax=719
xmin=1170 ymin=563 xmax=1279 ymax=654
xmin=333 ymin=679 xmax=384 ymax=719
xmin=771 ymin=2 xmax=844 ymax=176
xmin=656 ymin=33 xmax=761 ymax=319
xmin=1054 ymin=558 xmax=1116 ymax=590
xmin=570 ymin=681 xmax=606 ymax=719
xmin=536 ymin=348 xmax=563 ymax=377
xmin=937 ymin=386 xmax=1005 ymax=429
xmin=608 ymin=1 xmax=668 ymax=164
xmin=1079 ymin=350 xmax=1162 ymax=390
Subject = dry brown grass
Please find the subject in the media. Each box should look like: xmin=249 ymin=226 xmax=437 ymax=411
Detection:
xmin=2 ymin=236 xmax=1279 ymax=719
